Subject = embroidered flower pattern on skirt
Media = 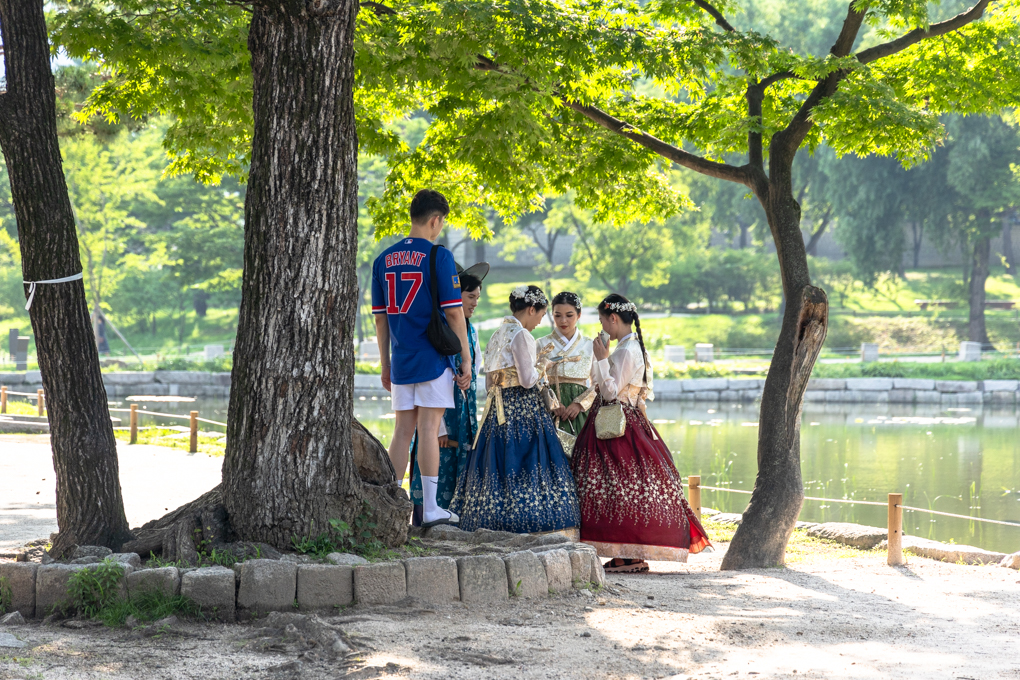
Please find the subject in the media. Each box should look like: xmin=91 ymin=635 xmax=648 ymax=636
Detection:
xmin=451 ymin=385 xmax=580 ymax=533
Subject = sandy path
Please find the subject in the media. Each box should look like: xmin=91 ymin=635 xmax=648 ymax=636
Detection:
xmin=2 ymin=546 xmax=1018 ymax=679
xmin=0 ymin=435 xmax=223 ymax=553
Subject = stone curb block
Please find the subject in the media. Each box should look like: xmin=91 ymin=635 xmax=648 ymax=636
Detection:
xmin=127 ymin=567 xmax=180 ymax=598
xmin=892 ymin=378 xmax=935 ymax=391
xmin=404 ymin=557 xmax=459 ymax=604
xmin=807 ymin=378 xmax=846 ymax=391
xmin=297 ymin=564 xmax=353 ymax=612
xmin=0 ymin=563 xmax=38 ymax=619
xmin=844 ymin=378 xmax=893 ymax=391
xmin=980 ymin=380 xmax=1019 ymax=392
xmin=936 ymin=380 xmax=978 ymax=393
xmin=456 ymin=556 xmax=508 ymax=603
xmin=538 ymin=549 xmax=572 ymax=593
xmin=900 ymin=537 xmax=1005 ymax=565
xmin=35 ymin=564 xmax=88 ymax=617
xmin=236 ymin=560 xmax=297 ymax=617
xmin=181 ymin=567 xmax=235 ymax=621
xmin=503 ymin=551 xmax=548 ymax=599
xmin=680 ymin=378 xmax=728 ymax=392
xmin=805 ymin=523 xmax=887 ymax=550
xmin=354 ymin=562 xmax=406 ymax=605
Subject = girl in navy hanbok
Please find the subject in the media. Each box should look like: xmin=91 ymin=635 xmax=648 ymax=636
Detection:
xmin=451 ymin=285 xmax=580 ymax=533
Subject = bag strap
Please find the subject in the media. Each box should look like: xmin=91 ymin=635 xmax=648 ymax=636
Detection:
xmin=429 ymin=244 xmax=441 ymax=312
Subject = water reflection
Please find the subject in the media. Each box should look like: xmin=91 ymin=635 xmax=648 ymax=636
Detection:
xmin=130 ymin=394 xmax=1020 ymax=554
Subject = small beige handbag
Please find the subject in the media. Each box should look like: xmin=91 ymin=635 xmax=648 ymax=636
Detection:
xmin=554 ymin=419 xmax=577 ymax=457
xmin=595 ymin=402 xmax=627 ymax=439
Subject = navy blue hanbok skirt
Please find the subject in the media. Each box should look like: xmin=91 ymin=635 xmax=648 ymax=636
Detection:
xmin=450 ymin=385 xmax=579 ymax=533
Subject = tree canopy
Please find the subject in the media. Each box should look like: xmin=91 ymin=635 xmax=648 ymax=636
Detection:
xmin=54 ymin=0 xmax=1020 ymax=237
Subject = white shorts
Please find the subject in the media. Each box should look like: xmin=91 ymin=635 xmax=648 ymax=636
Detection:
xmin=392 ymin=368 xmax=455 ymax=411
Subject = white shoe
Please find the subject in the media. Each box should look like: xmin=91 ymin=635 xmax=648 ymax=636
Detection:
xmin=422 ymin=509 xmax=460 ymax=528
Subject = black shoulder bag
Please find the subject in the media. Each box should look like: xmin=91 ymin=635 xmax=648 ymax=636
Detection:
xmin=426 ymin=244 xmax=462 ymax=356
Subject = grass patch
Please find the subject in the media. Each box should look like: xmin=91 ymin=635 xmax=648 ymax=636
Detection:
xmin=65 ymin=558 xmax=200 ymax=626
xmin=1 ymin=400 xmax=39 ymax=417
xmin=784 ymin=531 xmax=883 ymax=564
xmin=704 ymin=520 xmax=882 ymax=564
xmin=812 ymin=356 xmax=1020 ymax=381
xmin=701 ymin=520 xmax=737 ymax=544
xmin=113 ymin=426 xmax=225 ymax=456
xmin=0 ymin=575 xmax=12 ymax=614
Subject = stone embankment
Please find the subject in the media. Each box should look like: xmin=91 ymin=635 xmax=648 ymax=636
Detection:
xmin=0 ymin=527 xmax=605 ymax=622
xmin=2 ymin=372 xmax=1019 ymax=405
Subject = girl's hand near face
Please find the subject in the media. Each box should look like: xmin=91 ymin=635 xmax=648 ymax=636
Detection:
xmin=592 ymin=335 xmax=609 ymax=361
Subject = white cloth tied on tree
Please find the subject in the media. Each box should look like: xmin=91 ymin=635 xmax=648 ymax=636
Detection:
xmin=23 ymin=272 xmax=84 ymax=310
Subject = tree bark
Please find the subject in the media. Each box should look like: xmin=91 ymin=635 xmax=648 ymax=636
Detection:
xmin=968 ymin=233 xmax=993 ymax=349
xmin=721 ymin=164 xmax=827 ymax=571
xmin=0 ymin=0 xmax=132 ymax=557
xmin=222 ymin=0 xmax=388 ymax=548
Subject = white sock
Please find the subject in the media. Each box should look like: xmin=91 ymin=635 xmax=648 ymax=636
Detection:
xmin=422 ymin=475 xmax=458 ymax=523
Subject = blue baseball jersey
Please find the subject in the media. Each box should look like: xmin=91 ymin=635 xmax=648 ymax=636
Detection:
xmin=371 ymin=238 xmax=463 ymax=385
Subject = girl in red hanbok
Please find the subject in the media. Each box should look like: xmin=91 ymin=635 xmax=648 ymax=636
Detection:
xmin=571 ymin=294 xmax=710 ymax=573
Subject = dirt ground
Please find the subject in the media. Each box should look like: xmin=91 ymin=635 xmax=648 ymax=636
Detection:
xmin=3 ymin=543 xmax=1019 ymax=680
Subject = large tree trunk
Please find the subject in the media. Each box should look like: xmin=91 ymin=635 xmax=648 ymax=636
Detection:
xmin=0 ymin=0 xmax=132 ymax=557
xmin=968 ymin=232 xmax=993 ymax=349
xmin=222 ymin=0 xmax=396 ymax=548
xmin=721 ymin=167 xmax=827 ymax=571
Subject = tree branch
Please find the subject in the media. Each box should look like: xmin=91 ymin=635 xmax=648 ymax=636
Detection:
xmin=856 ymin=0 xmax=990 ymax=64
xmin=691 ymin=0 xmax=736 ymax=33
xmin=771 ymin=3 xmax=867 ymax=161
xmin=360 ymin=1 xmax=396 ymax=15
xmin=565 ymin=100 xmax=752 ymax=186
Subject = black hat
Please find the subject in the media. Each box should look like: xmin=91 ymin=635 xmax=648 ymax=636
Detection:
xmin=456 ymin=261 xmax=490 ymax=282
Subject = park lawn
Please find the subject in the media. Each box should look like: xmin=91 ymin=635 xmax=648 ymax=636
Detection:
xmin=112 ymin=426 xmax=226 ymax=456
xmin=0 ymin=307 xmax=239 ymax=362
xmin=0 ymin=399 xmax=39 ymax=417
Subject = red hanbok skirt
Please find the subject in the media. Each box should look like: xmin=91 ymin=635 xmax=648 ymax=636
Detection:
xmin=571 ymin=396 xmax=710 ymax=562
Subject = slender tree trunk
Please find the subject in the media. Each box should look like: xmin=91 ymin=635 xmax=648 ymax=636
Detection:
xmin=222 ymin=0 xmax=371 ymax=547
xmin=968 ymin=233 xmax=993 ymax=349
xmin=721 ymin=162 xmax=826 ymax=571
xmin=910 ymin=222 xmax=924 ymax=269
xmin=0 ymin=0 xmax=132 ymax=556
xmin=1002 ymin=214 xmax=1016 ymax=273
xmin=803 ymin=209 xmax=831 ymax=256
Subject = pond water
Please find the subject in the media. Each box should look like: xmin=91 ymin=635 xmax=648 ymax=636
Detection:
xmin=131 ymin=395 xmax=1020 ymax=555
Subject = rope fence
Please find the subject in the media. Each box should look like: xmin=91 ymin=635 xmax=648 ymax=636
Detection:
xmin=684 ymin=476 xmax=1019 ymax=565
xmin=2 ymin=385 xmax=225 ymax=453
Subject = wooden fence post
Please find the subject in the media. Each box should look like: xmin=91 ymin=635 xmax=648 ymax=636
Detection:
xmin=689 ymin=475 xmax=702 ymax=520
xmin=129 ymin=404 xmax=138 ymax=444
xmin=189 ymin=410 xmax=198 ymax=453
xmin=888 ymin=492 xmax=904 ymax=566
xmin=1 ymin=386 xmax=6 ymax=414
xmin=37 ymin=389 xmax=44 ymax=417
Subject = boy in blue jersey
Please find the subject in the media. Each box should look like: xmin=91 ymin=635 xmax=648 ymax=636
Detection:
xmin=372 ymin=189 xmax=471 ymax=527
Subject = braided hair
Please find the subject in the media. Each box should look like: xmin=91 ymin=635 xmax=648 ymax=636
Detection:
xmin=597 ymin=293 xmax=648 ymax=385
xmin=551 ymin=291 xmax=582 ymax=313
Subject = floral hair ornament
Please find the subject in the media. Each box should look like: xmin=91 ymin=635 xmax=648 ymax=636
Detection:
xmin=512 ymin=285 xmax=548 ymax=306
xmin=605 ymin=300 xmax=637 ymax=314
xmin=563 ymin=292 xmax=582 ymax=309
